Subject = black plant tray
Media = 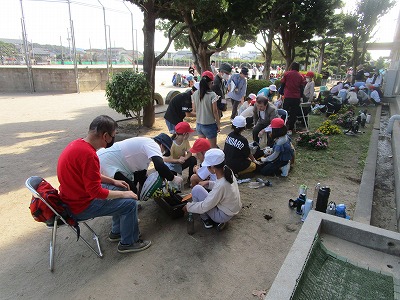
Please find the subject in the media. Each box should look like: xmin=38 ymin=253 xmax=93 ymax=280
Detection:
xmin=153 ymin=193 xmax=188 ymax=219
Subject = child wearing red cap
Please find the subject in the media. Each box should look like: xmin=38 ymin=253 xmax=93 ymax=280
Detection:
xmin=164 ymin=122 xmax=197 ymax=182
xmin=189 ymin=138 xmax=217 ymax=188
xmin=260 ymin=118 xmax=294 ymax=177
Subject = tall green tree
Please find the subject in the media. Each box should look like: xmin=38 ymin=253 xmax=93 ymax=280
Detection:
xmin=250 ymin=0 xmax=279 ymax=79
xmin=127 ymin=0 xmax=186 ymax=127
xmin=272 ymin=0 xmax=341 ymax=68
xmin=344 ymin=0 xmax=395 ymax=71
xmin=0 ymin=41 xmax=18 ymax=64
xmin=157 ymin=0 xmax=258 ymax=73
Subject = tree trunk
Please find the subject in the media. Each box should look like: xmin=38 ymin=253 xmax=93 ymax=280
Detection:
xmin=197 ymin=44 xmax=212 ymax=74
xmin=142 ymin=5 xmax=156 ymax=128
xmin=317 ymin=42 xmax=325 ymax=74
xmin=263 ymin=30 xmax=274 ymax=80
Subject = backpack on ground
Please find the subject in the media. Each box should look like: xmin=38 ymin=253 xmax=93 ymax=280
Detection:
xmin=29 ymin=179 xmax=80 ymax=238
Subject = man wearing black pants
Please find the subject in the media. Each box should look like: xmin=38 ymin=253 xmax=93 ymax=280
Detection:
xmin=280 ymin=62 xmax=305 ymax=134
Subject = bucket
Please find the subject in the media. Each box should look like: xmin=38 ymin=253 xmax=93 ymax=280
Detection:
xmin=366 ymin=114 xmax=371 ymax=123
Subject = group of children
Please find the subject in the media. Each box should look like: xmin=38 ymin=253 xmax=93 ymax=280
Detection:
xmin=159 ymin=114 xmax=294 ymax=229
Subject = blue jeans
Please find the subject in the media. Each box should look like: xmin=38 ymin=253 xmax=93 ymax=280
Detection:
xmin=165 ymin=119 xmax=176 ymax=134
xmin=196 ymin=123 xmax=218 ymax=139
xmin=75 ymin=184 xmax=139 ymax=245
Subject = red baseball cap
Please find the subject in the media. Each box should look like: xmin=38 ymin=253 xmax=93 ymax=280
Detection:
xmin=270 ymin=117 xmax=285 ymax=129
xmin=175 ymin=122 xmax=195 ymax=134
xmin=202 ymin=70 xmax=214 ymax=81
xmin=189 ymin=138 xmax=211 ymax=153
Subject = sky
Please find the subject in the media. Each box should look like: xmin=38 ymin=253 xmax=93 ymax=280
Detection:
xmin=1 ymin=0 xmax=399 ymax=59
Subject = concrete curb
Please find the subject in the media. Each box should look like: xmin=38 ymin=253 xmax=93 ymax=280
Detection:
xmin=354 ymin=105 xmax=382 ymax=224
xmin=390 ymin=98 xmax=400 ymax=229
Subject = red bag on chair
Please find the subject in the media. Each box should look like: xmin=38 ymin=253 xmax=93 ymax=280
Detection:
xmin=29 ymin=179 xmax=78 ymax=229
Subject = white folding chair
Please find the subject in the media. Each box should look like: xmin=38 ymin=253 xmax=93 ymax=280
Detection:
xmin=300 ymin=102 xmax=312 ymax=131
xmin=277 ymin=108 xmax=288 ymax=125
xmin=26 ymin=176 xmax=103 ymax=272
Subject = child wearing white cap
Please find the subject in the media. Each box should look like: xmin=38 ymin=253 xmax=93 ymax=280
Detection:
xmin=183 ymin=148 xmax=242 ymax=230
xmin=346 ymin=87 xmax=359 ymax=105
xmin=224 ymin=116 xmax=259 ymax=176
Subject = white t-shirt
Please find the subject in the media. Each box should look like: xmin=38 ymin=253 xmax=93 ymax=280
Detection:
xmin=240 ymin=105 xmax=254 ymax=118
xmin=97 ymin=137 xmax=162 ymax=180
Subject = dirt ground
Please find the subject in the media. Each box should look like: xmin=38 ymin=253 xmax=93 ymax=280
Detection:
xmin=0 ymin=90 xmax=366 ymax=300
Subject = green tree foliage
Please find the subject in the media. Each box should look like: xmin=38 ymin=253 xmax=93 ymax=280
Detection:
xmin=272 ymin=0 xmax=341 ymax=68
xmin=156 ymin=0 xmax=258 ymax=73
xmin=127 ymin=0 xmax=186 ymax=127
xmin=344 ymin=0 xmax=395 ymax=69
xmin=106 ymin=70 xmax=151 ymax=126
xmin=0 ymin=41 xmax=18 ymax=63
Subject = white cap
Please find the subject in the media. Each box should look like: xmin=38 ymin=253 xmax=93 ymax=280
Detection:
xmin=248 ymin=93 xmax=257 ymax=100
xmin=344 ymin=84 xmax=350 ymax=88
xmin=232 ymin=115 xmax=246 ymax=128
xmin=359 ymin=85 xmax=366 ymax=89
xmin=193 ymin=82 xmax=200 ymax=90
xmin=202 ymin=149 xmax=225 ymax=167
xmin=269 ymin=84 xmax=277 ymax=92
xmin=349 ymin=87 xmax=355 ymax=91
xmin=364 ymin=72 xmax=370 ymax=76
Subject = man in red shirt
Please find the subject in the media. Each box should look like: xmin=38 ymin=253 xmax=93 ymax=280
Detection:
xmin=281 ymin=62 xmax=305 ymax=133
xmin=57 ymin=115 xmax=151 ymax=254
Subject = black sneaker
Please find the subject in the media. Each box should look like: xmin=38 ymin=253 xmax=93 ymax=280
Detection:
xmin=108 ymin=231 xmax=121 ymax=242
xmin=216 ymin=222 xmax=227 ymax=232
xmin=202 ymin=218 xmax=214 ymax=229
xmin=117 ymin=239 xmax=151 ymax=253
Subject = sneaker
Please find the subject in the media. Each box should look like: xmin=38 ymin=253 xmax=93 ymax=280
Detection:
xmin=117 ymin=239 xmax=151 ymax=253
xmin=202 ymin=218 xmax=214 ymax=229
xmin=281 ymin=161 xmax=291 ymax=177
xmin=108 ymin=231 xmax=121 ymax=242
xmin=216 ymin=222 xmax=227 ymax=232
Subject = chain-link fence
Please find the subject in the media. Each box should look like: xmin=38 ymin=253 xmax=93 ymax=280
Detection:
xmin=1 ymin=0 xmax=146 ymax=66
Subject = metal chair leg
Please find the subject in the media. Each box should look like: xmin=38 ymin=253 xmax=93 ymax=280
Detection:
xmin=82 ymin=222 xmax=103 ymax=258
xmin=66 ymin=222 xmax=104 ymax=258
xmin=50 ymin=216 xmax=60 ymax=272
xmin=301 ymin=106 xmax=309 ymax=132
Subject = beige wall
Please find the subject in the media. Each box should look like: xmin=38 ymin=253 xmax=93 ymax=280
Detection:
xmin=0 ymin=67 xmax=130 ymax=93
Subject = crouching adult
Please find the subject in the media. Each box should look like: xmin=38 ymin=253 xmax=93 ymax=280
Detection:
xmin=252 ymin=95 xmax=278 ymax=144
xmin=57 ymin=115 xmax=151 ymax=253
xmin=97 ymin=133 xmax=183 ymax=197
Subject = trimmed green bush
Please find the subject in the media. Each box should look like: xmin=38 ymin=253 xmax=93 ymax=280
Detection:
xmin=106 ymin=70 xmax=151 ymax=126
xmin=246 ymin=79 xmax=272 ymax=95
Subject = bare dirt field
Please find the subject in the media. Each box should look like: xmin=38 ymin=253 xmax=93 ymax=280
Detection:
xmin=0 ymin=88 xmax=371 ymax=300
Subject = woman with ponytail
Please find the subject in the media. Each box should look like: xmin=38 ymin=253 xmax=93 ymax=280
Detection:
xmin=192 ymin=71 xmax=221 ymax=148
xmin=183 ymin=149 xmax=242 ymax=231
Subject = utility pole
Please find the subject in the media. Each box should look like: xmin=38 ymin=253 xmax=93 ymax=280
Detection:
xmin=19 ymin=0 xmax=34 ymax=92
xmin=89 ymin=38 xmax=92 ymax=65
xmin=60 ymin=36 xmax=64 ymax=65
xmin=122 ymin=1 xmax=136 ymax=72
xmin=67 ymin=28 xmax=71 ymax=62
xmin=97 ymin=0 xmax=109 ymax=78
xmin=67 ymin=0 xmax=79 ymax=93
